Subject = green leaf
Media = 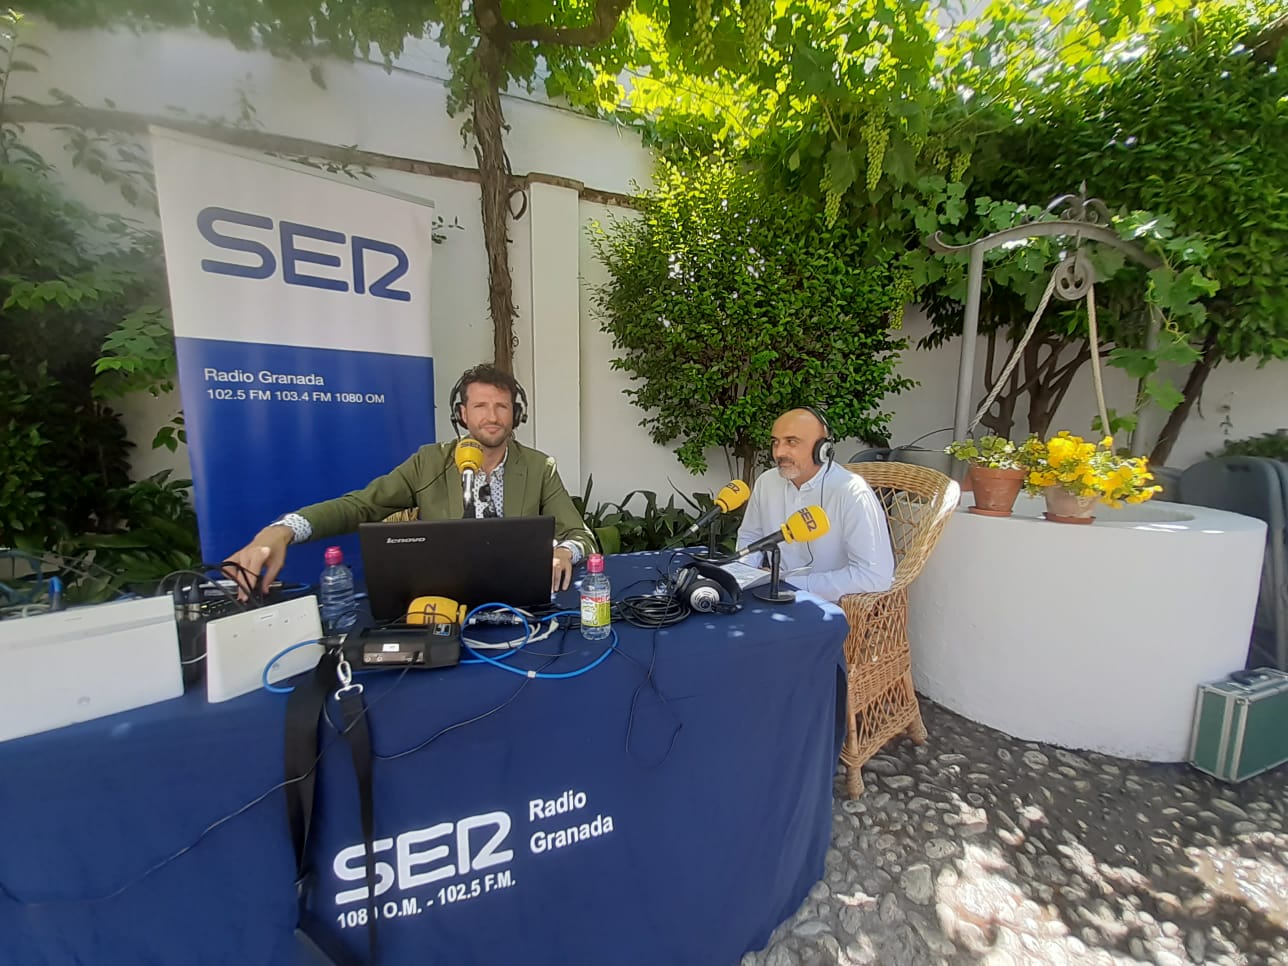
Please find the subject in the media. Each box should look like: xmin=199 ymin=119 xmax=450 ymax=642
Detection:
xmin=1143 ymin=376 xmax=1184 ymax=412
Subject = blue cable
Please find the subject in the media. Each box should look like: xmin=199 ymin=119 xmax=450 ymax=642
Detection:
xmin=461 ymin=606 xmax=616 ymax=680
xmin=459 ymin=602 xmax=535 ymax=664
xmin=261 ymin=639 xmax=323 ymax=694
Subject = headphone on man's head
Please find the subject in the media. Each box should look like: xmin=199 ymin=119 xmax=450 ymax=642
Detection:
xmin=802 ymin=406 xmax=836 ymax=466
xmin=671 ymin=560 xmax=742 ymax=615
xmin=449 ymin=371 xmax=529 ymax=434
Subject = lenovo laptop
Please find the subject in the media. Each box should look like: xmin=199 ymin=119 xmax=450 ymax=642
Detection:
xmin=358 ymin=516 xmax=557 ymax=622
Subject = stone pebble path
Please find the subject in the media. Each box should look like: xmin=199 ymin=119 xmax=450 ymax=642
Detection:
xmin=740 ymin=700 xmax=1288 ymax=966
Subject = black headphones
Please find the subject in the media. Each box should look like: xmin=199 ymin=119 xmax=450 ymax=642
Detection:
xmin=671 ymin=560 xmax=742 ymax=615
xmin=449 ymin=371 xmax=529 ymax=434
xmin=802 ymin=406 xmax=836 ymax=466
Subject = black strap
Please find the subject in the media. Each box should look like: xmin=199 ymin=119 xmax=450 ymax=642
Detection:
xmin=337 ymin=683 xmax=379 ymax=965
xmin=283 ymin=649 xmax=379 ymax=966
xmin=285 ymin=652 xmax=337 ymax=878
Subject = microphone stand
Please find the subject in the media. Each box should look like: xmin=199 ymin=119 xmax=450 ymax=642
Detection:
xmin=691 ymin=518 xmax=721 ymax=561
xmin=752 ymin=545 xmax=796 ymax=605
xmin=462 ymin=471 xmax=475 ymax=519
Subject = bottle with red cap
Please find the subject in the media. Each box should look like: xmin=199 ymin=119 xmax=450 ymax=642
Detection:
xmin=319 ymin=545 xmax=358 ymax=634
xmin=580 ymin=553 xmax=611 ymax=640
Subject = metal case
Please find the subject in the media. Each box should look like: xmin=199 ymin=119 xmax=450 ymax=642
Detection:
xmin=1189 ymin=667 xmax=1288 ymax=782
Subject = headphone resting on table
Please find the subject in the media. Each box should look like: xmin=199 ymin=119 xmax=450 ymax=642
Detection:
xmin=449 ymin=373 xmax=529 ymax=434
xmin=671 ymin=561 xmax=742 ymax=615
xmin=801 ymin=405 xmax=835 ymax=467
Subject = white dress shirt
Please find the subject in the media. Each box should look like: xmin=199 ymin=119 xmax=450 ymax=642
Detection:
xmin=736 ymin=462 xmax=894 ymax=602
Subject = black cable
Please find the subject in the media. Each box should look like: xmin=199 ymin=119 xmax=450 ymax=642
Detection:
xmin=374 ymin=644 xmax=566 ymax=761
xmin=803 ymin=459 xmax=833 ymax=572
xmin=213 ymin=560 xmax=275 ymax=608
xmin=623 ymin=626 xmax=683 ymax=768
xmin=614 ymin=576 xmax=663 ymax=598
xmin=0 ymin=663 xmax=415 ymax=907
xmin=158 ymin=567 xmax=253 ymax=611
xmin=899 ymin=425 xmax=955 ymax=449
xmin=408 ymin=437 xmax=462 ymax=501
xmin=617 ymin=595 xmax=689 ymax=628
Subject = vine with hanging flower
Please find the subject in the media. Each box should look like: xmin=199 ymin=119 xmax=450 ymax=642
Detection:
xmin=1019 ymin=432 xmax=1161 ymax=509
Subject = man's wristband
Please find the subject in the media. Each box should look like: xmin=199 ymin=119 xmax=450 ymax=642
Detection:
xmin=555 ymin=540 xmax=584 ymax=565
xmin=270 ymin=513 xmax=312 ymax=544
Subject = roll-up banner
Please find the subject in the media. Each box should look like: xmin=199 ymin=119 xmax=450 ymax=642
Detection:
xmin=151 ymin=128 xmax=436 ymax=585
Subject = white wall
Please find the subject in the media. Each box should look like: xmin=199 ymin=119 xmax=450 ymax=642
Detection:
xmin=15 ymin=17 xmax=1288 ymax=513
xmin=886 ymin=308 xmax=1288 ymax=469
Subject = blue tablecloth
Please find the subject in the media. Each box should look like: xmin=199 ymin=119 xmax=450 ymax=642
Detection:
xmin=0 ymin=553 xmax=848 ymax=966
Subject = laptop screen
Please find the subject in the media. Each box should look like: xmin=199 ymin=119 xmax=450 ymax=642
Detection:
xmin=358 ymin=516 xmax=556 ymax=621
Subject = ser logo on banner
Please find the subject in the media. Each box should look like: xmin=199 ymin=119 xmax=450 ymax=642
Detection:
xmin=196 ymin=206 xmax=411 ymax=301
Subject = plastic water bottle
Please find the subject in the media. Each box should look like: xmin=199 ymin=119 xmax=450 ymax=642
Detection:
xmin=319 ymin=546 xmax=358 ymax=634
xmin=580 ymin=553 xmax=612 ymax=641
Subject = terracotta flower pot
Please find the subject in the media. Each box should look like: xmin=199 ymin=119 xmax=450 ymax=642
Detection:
xmin=966 ymin=465 xmax=1027 ymax=517
xmin=1043 ymin=486 xmax=1099 ymax=524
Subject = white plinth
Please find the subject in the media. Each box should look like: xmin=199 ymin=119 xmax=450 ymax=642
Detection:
xmin=908 ymin=494 xmax=1266 ymax=761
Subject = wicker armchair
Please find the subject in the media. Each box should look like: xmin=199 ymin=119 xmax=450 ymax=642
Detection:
xmin=837 ymin=462 xmax=960 ymax=798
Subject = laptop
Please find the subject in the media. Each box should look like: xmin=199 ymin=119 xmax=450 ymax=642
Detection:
xmin=358 ymin=516 xmax=557 ymax=621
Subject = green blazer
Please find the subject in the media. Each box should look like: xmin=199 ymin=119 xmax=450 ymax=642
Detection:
xmin=295 ymin=439 xmax=597 ymax=559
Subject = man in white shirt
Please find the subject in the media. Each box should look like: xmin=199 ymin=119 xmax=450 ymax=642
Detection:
xmin=736 ymin=408 xmax=894 ymax=602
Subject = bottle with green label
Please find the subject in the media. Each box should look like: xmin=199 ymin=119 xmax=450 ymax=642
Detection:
xmin=579 ymin=553 xmax=611 ymax=640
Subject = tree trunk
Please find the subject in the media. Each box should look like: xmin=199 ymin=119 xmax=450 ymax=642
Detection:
xmin=470 ymin=34 xmax=517 ymax=374
xmin=978 ymin=331 xmax=1021 ymax=439
xmin=736 ymin=444 xmax=759 ymax=489
xmin=1149 ymin=331 xmax=1221 ymax=467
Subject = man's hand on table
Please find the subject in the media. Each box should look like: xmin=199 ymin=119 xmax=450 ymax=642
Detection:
xmin=552 ymin=547 xmax=574 ymax=593
xmin=223 ymin=525 xmax=293 ymax=600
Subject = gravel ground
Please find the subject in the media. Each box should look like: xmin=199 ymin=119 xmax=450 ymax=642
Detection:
xmin=741 ymin=699 xmax=1288 ymax=966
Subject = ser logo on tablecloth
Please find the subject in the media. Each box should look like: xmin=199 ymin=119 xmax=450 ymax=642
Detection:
xmin=328 ymin=787 xmax=616 ymax=925
xmin=332 ymin=810 xmax=514 ymax=906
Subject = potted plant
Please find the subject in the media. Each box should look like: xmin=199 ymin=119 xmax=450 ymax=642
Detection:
xmin=945 ymin=435 xmax=1028 ymax=517
xmin=1019 ymin=432 xmax=1161 ymax=524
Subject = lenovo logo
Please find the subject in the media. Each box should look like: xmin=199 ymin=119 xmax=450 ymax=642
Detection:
xmin=386 ymin=536 xmax=427 ymax=544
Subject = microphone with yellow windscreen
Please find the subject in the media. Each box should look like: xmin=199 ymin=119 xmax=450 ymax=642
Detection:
xmin=730 ymin=505 xmax=831 ymax=560
xmin=682 ymin=479 xmax=750 ymax=537
xmin=406 ymin=595 xmax=467 ymax=628
xmin=455 ymin=437 xmax=483 ymax=474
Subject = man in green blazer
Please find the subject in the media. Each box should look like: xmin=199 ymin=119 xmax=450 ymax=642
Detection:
xmin=226 ymin=364 xmax=596 ymax=596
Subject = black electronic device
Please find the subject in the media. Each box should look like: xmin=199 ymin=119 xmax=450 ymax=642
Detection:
xmin=171 ymin=581 xmax=242 ymax=686
xmin=671 ymin=560 xmax=742 ymax=615
xmin=337 ymin=624 xmax=461 ymax=671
